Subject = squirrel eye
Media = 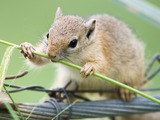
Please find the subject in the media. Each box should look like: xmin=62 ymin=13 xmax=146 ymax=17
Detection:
xmin=46 ymin=33 xmax=49 ymax=39
xmin=68 ymin=39 xmax=78 ymax=48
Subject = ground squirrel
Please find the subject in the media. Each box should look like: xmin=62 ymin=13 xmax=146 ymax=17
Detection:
xmin=21 ymin=7 xmax=147 ymax=119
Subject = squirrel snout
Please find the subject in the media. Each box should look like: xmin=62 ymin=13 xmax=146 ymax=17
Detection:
xmin=48 ymin=52 xmax=61 ymax=62
xmin=48 ymin=52 xmax=56 ymax=59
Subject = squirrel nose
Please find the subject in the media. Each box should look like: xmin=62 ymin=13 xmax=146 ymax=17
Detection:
xmin=48 ymin=52 xmax=56 ymax=59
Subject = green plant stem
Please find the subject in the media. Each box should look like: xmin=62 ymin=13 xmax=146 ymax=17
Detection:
xmin=3 ymin=86 xmax=23 ymax=120
xmin=0 ymin=92 xmax=19 ymax=120
xmin=0 ymin=39 xmax=160 ymax=104
xmin=0 ymin=46 xmax=23 ymax=119
xmin=0 ymin=40 xmax=20 ymax=49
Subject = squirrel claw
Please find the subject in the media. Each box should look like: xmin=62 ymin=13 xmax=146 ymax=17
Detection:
xmin=119 ymin=84 xmax=137 ymax=101
xmin=20 ymin=42 xmax=35 ymax=59
xmin=80 ymin=63 xmax=95 ymax=78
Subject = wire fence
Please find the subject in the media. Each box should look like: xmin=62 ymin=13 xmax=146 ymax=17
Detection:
xmin=0 ymin=94 xmax=160 ymax=120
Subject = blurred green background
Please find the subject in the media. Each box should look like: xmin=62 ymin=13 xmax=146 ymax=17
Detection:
xmin=0 ymin=0 xmax=160 ymax=103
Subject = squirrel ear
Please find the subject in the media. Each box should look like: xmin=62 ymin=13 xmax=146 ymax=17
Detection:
xmin=55 ymin=7 xmax=63 ymax=19
xmin=85 ymin=19 xmax=96 ymax=38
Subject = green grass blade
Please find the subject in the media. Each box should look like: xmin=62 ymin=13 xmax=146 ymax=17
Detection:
xmin=0 ymin=47 xmax=15 ymax=92
xmin=0 ymin=47 xmax=20 ymax=120
xmin=0 ymin=93 xmax=19 ymax=120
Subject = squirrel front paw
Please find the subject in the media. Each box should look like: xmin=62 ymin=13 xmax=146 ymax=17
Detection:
xmin=20 ymin=42 xmax=35 ymax=59
xmin=80 ymin=63 xmax=95 ymax=78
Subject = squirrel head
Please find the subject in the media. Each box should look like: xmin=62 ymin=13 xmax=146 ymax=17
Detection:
xmin=47 ymin=7 xmax=96 ymax=62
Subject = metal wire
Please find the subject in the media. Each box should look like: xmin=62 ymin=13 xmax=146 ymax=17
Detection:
xmin=0 ymin=94 xmax=160 ymax=119
xmin=145 ymin=53 xmax=160 ymax=80
xmin=4 ymin=83 xmax=160 ymax=95
xmin=45 ymin=98 xmax=62 ymax=120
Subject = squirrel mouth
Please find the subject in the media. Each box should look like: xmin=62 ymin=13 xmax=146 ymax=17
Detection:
xmin=50 ymin=57 xmax=62 ymax=62
xmin=50 ymin=55 xmax=64 ymax=62
xmin=51 ymin=59 xmax=57 ymax=62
